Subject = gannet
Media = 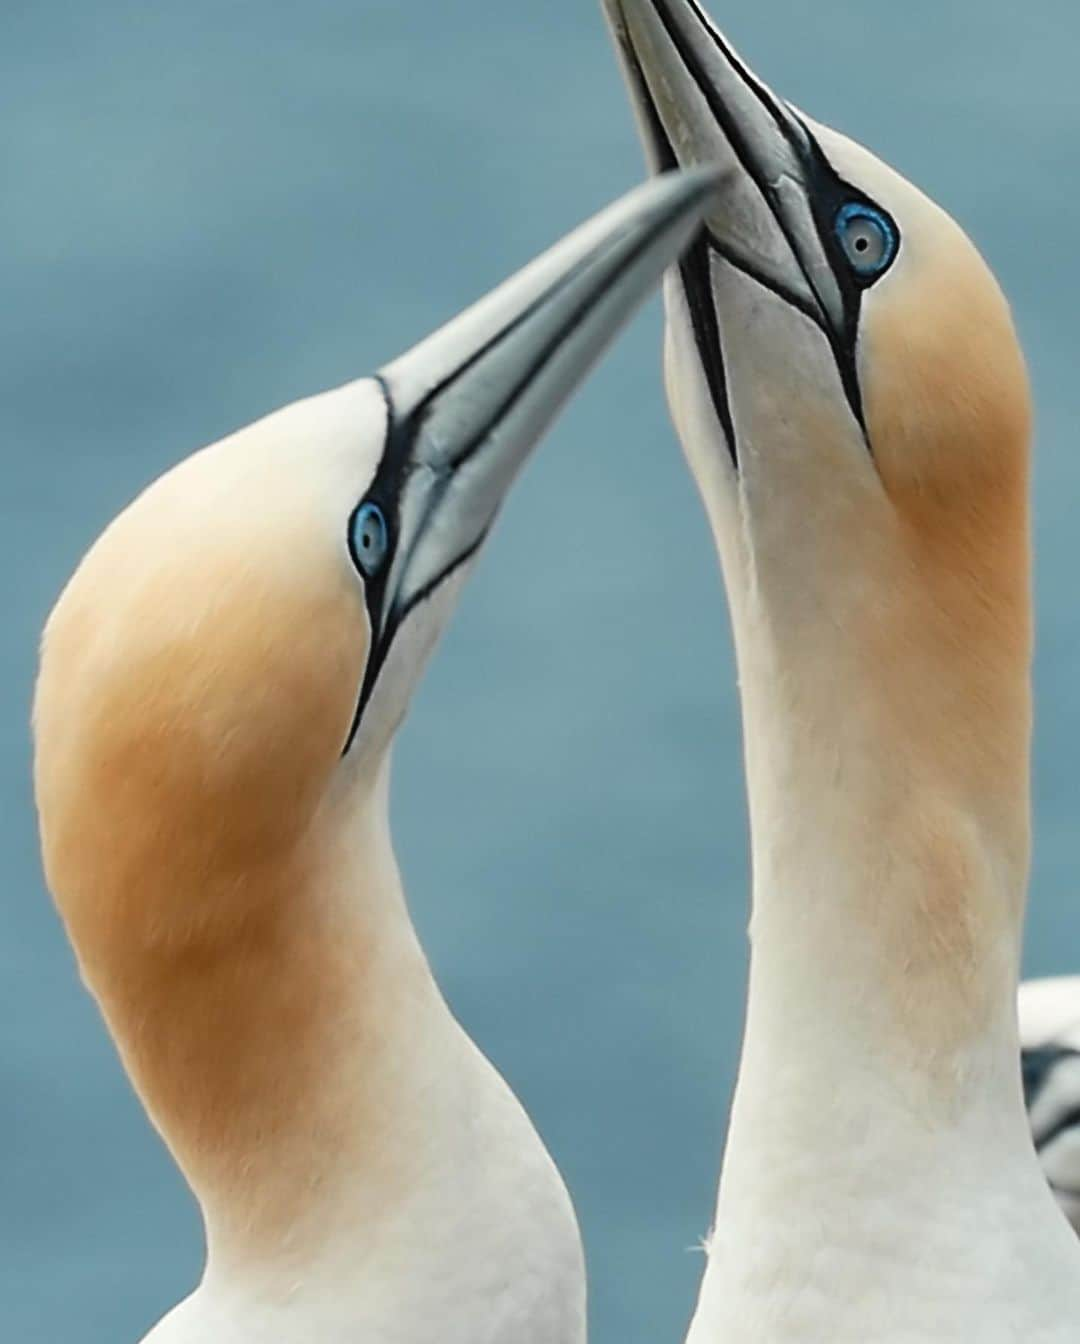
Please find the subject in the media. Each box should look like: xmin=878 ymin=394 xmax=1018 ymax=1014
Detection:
xmin=1021 ymin=977 xmax=1080 ymax=1234
xmin=603 ymin=2 xmax=1080 ymax=1338
xmin=32 ymin=169 xmax=718 ymax=1344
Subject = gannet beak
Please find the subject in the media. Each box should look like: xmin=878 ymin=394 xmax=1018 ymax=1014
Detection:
xmin=350 ymin=167 xmax=719 ymax=728
xmin=604 ymin=0 xmax=881 ymax=449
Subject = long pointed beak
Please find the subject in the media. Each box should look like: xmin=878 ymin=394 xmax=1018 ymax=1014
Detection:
xmin=353 ymin=167 xmax=719 ymax=723
xmin=603 ymin=0 xmax=872 ymax=439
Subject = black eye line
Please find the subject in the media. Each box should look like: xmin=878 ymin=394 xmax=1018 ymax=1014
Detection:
xmin=648 ymin=0 xmax=824 ymax=319
xmin=674 ymin=0 xmax=831 ymax=193
xmin=341 ymin=378 xmax=409 ymax=756
xmin=344 ymin=235 xmax=645 ymax=754
xmin=787 ymin=139 xmax=875 ymax=427
xmin=636 ymin=5 xmax=875 ymax=436
xmin=701 ymin=232 xmax=876 ymax=448
xmin=622 ymin=1 xmax=906 ymax=451
xmin=648 ymin=4 xmax=893 ymax=342
xmin=681 ymin=236 xmax=739 ymax=467
xmin=618 ymin=37 xmax=738 ymax=467
xmin=346 ymin=373 xmax=486 ymax=754
xmin=342 ymin=253 xmax=607 ymax=755
xmin=794 ymin=116 xmax=901 ymax=293
xmin=341 ymin=395 xmax=496 ymax=758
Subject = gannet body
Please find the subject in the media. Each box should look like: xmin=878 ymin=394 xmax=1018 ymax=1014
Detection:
xmin=604 ymin=3 xmax=1080 ymax=1339
xmin=1021 ymin=977 xmax=1080 ymax=1234
xmin=32 ymin=170 xmax=718 ymax=1344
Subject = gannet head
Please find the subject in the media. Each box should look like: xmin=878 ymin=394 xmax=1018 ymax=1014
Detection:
xmin=34 ymin=170 xmax=718 ymax=965
xmin=605 ymin=1 xmax=1032 ymax=837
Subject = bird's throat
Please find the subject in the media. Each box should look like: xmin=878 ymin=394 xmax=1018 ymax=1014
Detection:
xmin=737 ymin=630 xmax=1028 ymax=1086
xmin=76 ymin=770 xmax=452 ymax=1270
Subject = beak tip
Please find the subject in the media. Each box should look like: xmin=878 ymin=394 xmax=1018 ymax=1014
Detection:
xmin=655 ymin=163 xmax=724 ymax=221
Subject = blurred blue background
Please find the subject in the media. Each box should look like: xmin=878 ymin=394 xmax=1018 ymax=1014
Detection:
xmin=3 ymin=1 xmax=1078 ymax=1339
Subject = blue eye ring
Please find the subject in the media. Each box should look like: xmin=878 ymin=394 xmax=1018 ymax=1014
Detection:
xmin=349 ymin=501 xmax=391 ymax=579
xmin=834 ymin=202 xmax=899 ymax=281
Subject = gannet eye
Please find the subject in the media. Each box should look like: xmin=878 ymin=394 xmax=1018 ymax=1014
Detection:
xmin=349 ymin=501 xmax=390 ymax=579
xmin=835 ymin=202 xmax=898 ymax=280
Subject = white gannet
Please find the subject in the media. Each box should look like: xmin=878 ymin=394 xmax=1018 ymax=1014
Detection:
xmin=32 ymin=169 xmax=718 ymax=1344
xmin=1021 ymin=978 xmax=1080 ymax=1234
xmin=603 ymin=2 xmax=1080 ymax=1338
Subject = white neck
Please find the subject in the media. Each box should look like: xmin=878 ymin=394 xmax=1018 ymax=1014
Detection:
xmin=101 ymin=764 xmax=584 ymax=1343
xmin=689 ymin=627 xmax=1080 ymax=1342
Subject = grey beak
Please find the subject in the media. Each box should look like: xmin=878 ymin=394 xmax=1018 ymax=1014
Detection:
xmin=604 ymin=0 xmax=840 ymax=322
xmin=349 ymin=167 xmax=720 ymax=738
xmin=602 ymin=0 xmax=885 ymax=453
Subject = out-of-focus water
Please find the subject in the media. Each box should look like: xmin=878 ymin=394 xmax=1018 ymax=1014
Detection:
xmin=3 ymin=2 xmax=1078 ymax=1340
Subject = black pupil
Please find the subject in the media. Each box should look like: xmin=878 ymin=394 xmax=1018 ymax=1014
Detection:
xmin=361 ymin=513 xmax=382 ymax=554
xmin=855 ymin=235 xmax=869 ymax=253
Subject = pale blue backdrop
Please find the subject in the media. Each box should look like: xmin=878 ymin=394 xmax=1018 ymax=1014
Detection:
xmin=3 ymin=2 xmax=1078 ymax=1340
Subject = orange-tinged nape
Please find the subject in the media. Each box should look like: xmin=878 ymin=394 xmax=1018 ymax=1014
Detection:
xmin=864 ymin=189 xmax=1032 ymax=618
xmin=850 ymin=189 xmax=1034 ymax=821
xmin=32 ymin=427 xmax=384 ymax=1240
xmin=35 ymin=437 xmax=367 ymax=959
